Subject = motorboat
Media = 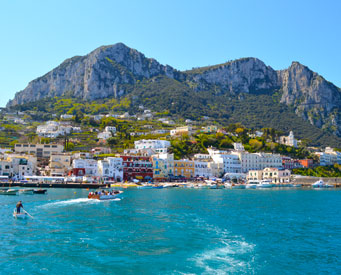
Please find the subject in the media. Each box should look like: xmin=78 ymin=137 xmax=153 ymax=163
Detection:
xmin=256 ymin=180 xmax=273 ymax=189
xmin=312 ymin=180 xmax=333 ymax=188
xmin=88 ymin=190 xmax=123 ymax=200
xmin=33 ymin=189 xmax=47 ymax=194
xmin=19 ymin=189 xmax=34 ymax=194
xmin=0 ymin=189 xmax=18 ymax=195
xmin=152 ymin=185 xmax=164 ymax=189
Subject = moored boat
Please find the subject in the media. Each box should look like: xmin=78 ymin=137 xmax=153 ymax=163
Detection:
xmin=33 ymin=189 xmax=47 ymax=194
xmin=256 ymin=180 xmax=273 ymax=189
xmin=312 ymin=180 xmax=333 ymax=188
xmin=0 ymin=189 xmax=18 ymax=195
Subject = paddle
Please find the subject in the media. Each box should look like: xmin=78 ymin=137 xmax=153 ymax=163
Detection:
xmin=23 ymin=209 xmax=34 ymax=219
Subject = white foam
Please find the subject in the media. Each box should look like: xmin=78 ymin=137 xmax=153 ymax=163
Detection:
xmin=189 ymin=217 xmax=255 ymax=274
xmin=38 ymin=197 xmax=121 ymax=209
xmin=192 ymin=240 xmax=255 ymax=274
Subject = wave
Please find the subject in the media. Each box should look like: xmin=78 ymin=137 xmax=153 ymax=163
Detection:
xmin=38 ymin=198 xmax=121 ymax=209
xmin=189 ymin=218 xmax=256 ymax=274
xmin=192 ymin=240 xmax=255 ymax=274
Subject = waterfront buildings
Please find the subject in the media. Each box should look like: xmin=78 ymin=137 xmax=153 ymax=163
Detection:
xmin=152 ymin=153 xmax=174 ymax=180
xmin=48 ymin=154 xmax=72 ymax=177
xmin=121 ymin=155 xmax=153 ymax=181
xmin=98 ymin=157 xmax=123 ymax=181
xmin=247 ymin=167 xmax=291 ymax=183
xmin=173 ymin=159 xmax=195 ymax=178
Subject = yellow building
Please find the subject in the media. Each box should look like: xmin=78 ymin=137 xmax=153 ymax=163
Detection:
xmin=173 ymin=159 xmax=195 ymax=179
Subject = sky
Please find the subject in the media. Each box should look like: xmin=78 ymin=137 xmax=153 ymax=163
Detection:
xmin=0 ymin=0 xmax=340 ymax=107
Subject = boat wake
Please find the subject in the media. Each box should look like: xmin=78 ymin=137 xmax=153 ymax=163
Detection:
xmin=190 ymin=218 xmax=256 ymax=274
xmin=192 ymin=239 xmax=255 ymax=274
xmin=38 ymin=198 xmax=121 ymax=209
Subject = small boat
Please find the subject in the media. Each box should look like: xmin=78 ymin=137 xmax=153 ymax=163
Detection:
xmin=312 ymin=180 xmax=333 ymax=188
xmin=19 ymin=189 xmax=34 ymax=194
xmin=257 ymin=180 xmax=273 ymax=189
xmin=33 ymin=189 xmax=47 ymax=194
xmin=152 ymin=185 xmax=164 ymax=189
xmin=13 ymin=210 xmax=28 ymax=219
xmin=0 ymin=189 xmax=18 ymax=195
xmin=88 ymin=190 xmax=122 ymax=200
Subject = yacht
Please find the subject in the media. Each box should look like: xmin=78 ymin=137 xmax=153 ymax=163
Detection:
xmin=256 ymin=180 xmax=273 ymax=189
xmin=312 ymin=180 xmax=333 ymax=188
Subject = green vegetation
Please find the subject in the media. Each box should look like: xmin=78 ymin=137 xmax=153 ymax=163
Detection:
xmin=293 ymin=164 xmax=341 ymax=177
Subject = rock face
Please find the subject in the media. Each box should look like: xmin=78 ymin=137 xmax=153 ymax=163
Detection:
xmin=8 ymin=43 xmax=179 ymax=105
xmin=186 ymin=58 xmax=280 ymax=93
xmin=278 ymin=62 xmax=341 ymax=135
xmin=7 ymin=43 xmax=341 ymax=136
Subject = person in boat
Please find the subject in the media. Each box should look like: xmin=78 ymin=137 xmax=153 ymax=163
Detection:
xmin=16 ymin=201 xmax=23 ymax=214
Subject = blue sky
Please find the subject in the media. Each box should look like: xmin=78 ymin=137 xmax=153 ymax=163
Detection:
xmin=0 ymin=0 xmax=340 ymax=107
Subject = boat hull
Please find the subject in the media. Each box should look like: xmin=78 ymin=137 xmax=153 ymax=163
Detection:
xmin=13 ymin=212 xmax=27 ymax=219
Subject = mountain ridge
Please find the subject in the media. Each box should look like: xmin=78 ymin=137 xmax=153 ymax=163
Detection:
xmin=7 ymin=43 xmax=341 ymax=137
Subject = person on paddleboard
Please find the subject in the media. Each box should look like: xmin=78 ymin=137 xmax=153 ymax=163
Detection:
xmin=16 ymin=201 xmax=23 ymax=213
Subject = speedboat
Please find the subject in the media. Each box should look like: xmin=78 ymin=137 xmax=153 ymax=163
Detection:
xmin=19 ymin=189 xmax=34 ymax=194
xmin=312 ymin=180 xmax=333 ymax=188
xmin=33 ymin=189 xmax=47 ymax=194
xmin=0 ymin=189 xmax=18 ymax=195
xmin=88 ymin=190 xmax=123 ymax=200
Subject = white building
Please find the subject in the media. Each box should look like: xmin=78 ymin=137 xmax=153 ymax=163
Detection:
xmin=97 ymin=131 xmax=113 ymax=140
xmin=60 ymin=114 xmax=73 ymax=120
xmin=98 ymin=157 xmax=123 ymax=181
xmin=233 ymin=143 xmax=245 ymax=151
xmin=248 ymin=167 xmax=291 ymax=184
xmin=134 ymin=139 xmax=171 ymax=153
xmin=211 ymin=154 xmax=242 ymax=174
xmin=279 ymin=131 xmax=298 ymax=148
xmin=72 ymin=159 xmax=98 ymax=176
xmin=315 ymin=147 xmax=341 ymax=166
xmin=194 ymin=160 xmax=212 ymax=178
xmin=231 ymin=151 xmax=282 ymax=173
xmin=105 ymin=126 xmax=117 ymax=133
xmin=170 ymin=126 xmax=192 ymax=136
xmin=36 ymin=121 xmax=75 ymax=138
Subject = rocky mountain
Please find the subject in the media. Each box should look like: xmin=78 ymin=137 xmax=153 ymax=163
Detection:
xmin=7 ymin=43 xmax=341 ymax=137
xmin=8 ymin=43 xmax=180 ymax=105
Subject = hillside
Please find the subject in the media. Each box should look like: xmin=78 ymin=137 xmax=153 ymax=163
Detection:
xmin=7 ymin=43 xmax=341 ymax=141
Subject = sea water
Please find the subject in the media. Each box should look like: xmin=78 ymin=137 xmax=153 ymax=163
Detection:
xmin=0 ymin=188 xmax=340 ymax=274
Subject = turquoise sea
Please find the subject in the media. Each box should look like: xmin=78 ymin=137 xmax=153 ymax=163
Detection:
xmin=0 ymin=188 xmax=340 ymax=274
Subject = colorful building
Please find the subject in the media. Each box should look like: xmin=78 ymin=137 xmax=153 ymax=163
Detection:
xmin=121 ymin=155 xmax=153 ymax=181
xmin=173 ymin=159 xmax=195 ymax=179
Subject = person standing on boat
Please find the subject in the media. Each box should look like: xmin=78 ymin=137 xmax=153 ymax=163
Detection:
xmin=16 ymin=201 xmax=23 ymax=214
